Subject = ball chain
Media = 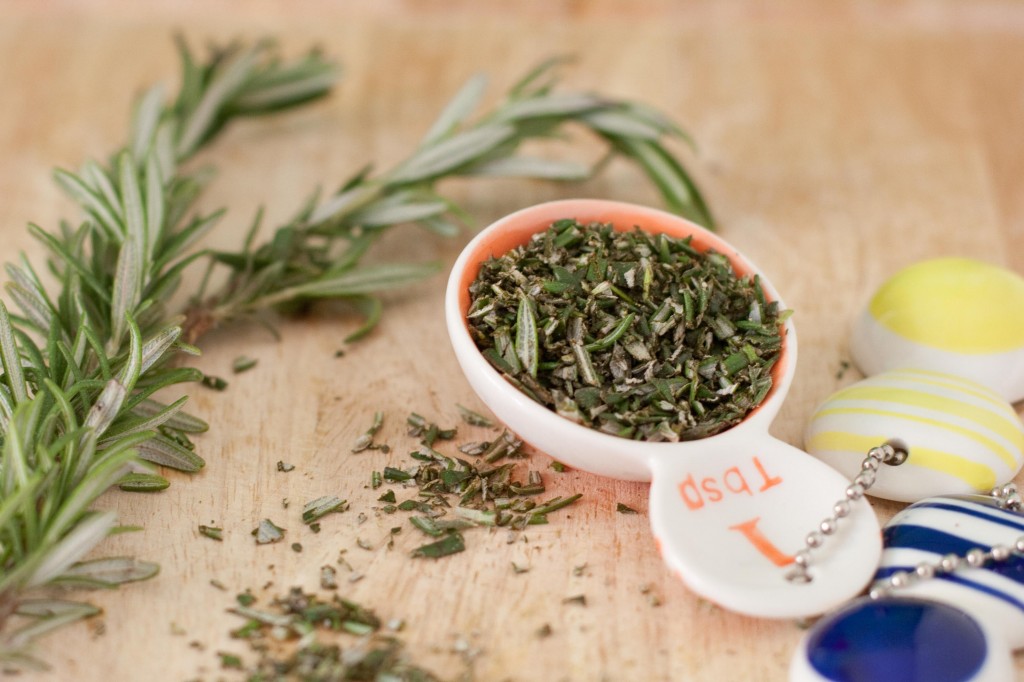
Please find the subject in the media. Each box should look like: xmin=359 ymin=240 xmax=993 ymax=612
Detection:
xmin=867 ymin=482 xmax=1024 ymax=599
xmin=785 ymin=440 xmax=1024 ymax=594
xmin=786 ymin=441 xmax=908 ymax=584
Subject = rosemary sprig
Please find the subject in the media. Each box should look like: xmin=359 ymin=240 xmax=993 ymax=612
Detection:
xmin=0 ymin=39 xmax=338 ymax=666
xmin=185 ymin=56 xmax=713 ymax=341
xmin=0 ymin=37 xmax=711 ymax=667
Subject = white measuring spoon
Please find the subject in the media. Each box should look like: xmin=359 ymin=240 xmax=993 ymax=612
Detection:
xmin=445 ymin=199 xmax=880 ymax=618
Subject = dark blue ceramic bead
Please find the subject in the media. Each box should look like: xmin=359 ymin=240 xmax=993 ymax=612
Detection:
xmin=806 ymin=597 xmax=986 ymax=682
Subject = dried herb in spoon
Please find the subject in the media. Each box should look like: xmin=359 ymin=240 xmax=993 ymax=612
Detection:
xmin=467 ymin=219 xmax=788 ymax=441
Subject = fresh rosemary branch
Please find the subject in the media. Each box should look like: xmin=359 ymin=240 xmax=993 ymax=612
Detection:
xmin=0 ymin=38 xmax=338 ymax=666
xmin=0 ymin=38 xmax=711 ymax=667
xmin=185 ymin=56 xmax=713 ymax=341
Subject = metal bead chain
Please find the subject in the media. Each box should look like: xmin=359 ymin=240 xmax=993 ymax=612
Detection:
xmin=867 ymin=483 xmax=1024 ymax=599
xmin=786 ymin=442 xmax=909 ymax=584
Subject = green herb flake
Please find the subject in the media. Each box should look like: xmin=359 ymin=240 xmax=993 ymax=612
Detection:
xmin=411 ymin=532 xmax=466 ymax=559
xmin=218 ymin=652 xmax=243 ymax=670
xmin=378 ymin=489 xmax=397 ymax=503
xmin=252 ymin=518 xmax=285 ymax=545
xmin=550 ymin=461 xmax=568 ymax=472
xmin=383 ymin=466 xmax=414 ymax=482
xmin=198 ymin=524 xmax=224 ymax=541
xmin=616 ymin=502 xmax=638 ymax=514
xmin=276 ymin=460 xmax=295 ymax=473
xmin=232 ymin=356 xmax=258 ymax=373
xmin=352 ymin=411 xmax=385 ymax=453
xmin=236 ymin=591 xmax=256 ymax=607
xmin=302 ymin=496 xmax=348 ymax=524
xmin=320 ymin=565 xmax=338 ymax=590
xmin=291 ymin=543 xmax=303 ymax=553
xmin=201 ymin=375 xmax=229 ymax=391
xmin=456 ymin=403 xmax=495 ymax=427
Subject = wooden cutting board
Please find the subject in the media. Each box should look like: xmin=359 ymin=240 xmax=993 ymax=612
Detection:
xmin=2 ymin=1 xmax=1023 ymax=679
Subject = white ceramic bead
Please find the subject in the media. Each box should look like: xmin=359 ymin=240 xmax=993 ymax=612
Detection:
xmin=877 ymin=495 xmax=1024 ymax=649
xmin=805 ymin=369 xmax=1024 ymax=502
xmin=850 ymin=257 xmax=1024 ymax=402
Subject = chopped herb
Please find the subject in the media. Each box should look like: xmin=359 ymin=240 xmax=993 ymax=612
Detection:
xmin=550 ymin=461 xmax=568 ymax=472
xmin=291 ymin=543 xmax=303 ymax=553
xmin=277 ymin=461 xmax=295 ymax=473
xmin=201 ymin=375 xmax=229 ymax=391
xmin=198 ymin=524 xmax=224 ymax=541
xmin=309 ymin=522 xmax=321 ymax=534
xmin=407 ymin=413 xmax=457 ymax=447
xmin=409 ymin=516 xmax=443 ymax=537
xmin=237 ymin=591 xmax=256 ymax=607
xmin=218 ymin=652 xmax=243 ymax=670
xmin=836 ymin=359 xmax=851 ymax=380
xmin=532 ymin=493 xmax=584 ymax=516
xmin=302 ymin=496 xmax=348 ymax=524
xmin=232 ymin=356 xmax=258 ymax=373
xmin=616 ymin=502 xmax=638 ymax=514
xmin=457 ymin=403 xmax=495 ymax=427
xmin=252 ymin=519 xmax=285 ymax=544
xmin=467 ymin=221 xmax=786 ymax=441
xmin=378 ymin=490 xmax=397 ymax=503
xmin=320 ymin=565 xmax=338 ymax=590
xmin=383 ymin=466 xmax=414 ymax=482
xmin=334 ymin=349 xmax=346 ymax=358
xmin=573 ymin=563 xmax=588 ymax=577
xmin=411 ymin=533 xmax=466 ymax=559
xmin=352 ymin=411 xmax=386 ymax=453
xmin=371 ymin=470 xmax=383 ymax=489
xmin=224 ymin=586 xmax=439 ymax=679
xmin=536 ymin=623 xmax=553 ymax=638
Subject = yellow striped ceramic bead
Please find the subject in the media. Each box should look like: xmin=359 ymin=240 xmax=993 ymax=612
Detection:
xmin=851 ymin=258 xmax=1024 ymax=402
xmin=804 ymin=368 xmax=1024 ymax=502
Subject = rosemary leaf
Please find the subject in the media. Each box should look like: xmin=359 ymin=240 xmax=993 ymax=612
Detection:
xmin=411 ymin=533 xmax=466 ymax=559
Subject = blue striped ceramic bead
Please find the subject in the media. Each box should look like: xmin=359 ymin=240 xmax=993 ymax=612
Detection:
xmin=877 ymin=494 xmax=1024 ymax=648
xmin=789 ymin=597 xmax=1011 ymax=682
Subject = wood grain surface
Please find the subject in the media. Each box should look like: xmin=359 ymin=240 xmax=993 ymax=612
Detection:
xmin=2 ymin=1 xmax=1024 ymax=680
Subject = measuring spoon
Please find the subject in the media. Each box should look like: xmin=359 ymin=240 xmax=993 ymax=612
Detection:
xmin=445 ymin=199 xmax=880 ymax=618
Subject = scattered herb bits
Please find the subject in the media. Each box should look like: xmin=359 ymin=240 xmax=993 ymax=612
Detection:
xmin=467 ymin=220 xmax=787 ymax=441
xmin=252 ymin=519 xmax=285 ymax=544
xmin=412 ymin=532 xmax=466 ymax=559
xmin=302 ymin=496 xmax=349 ymax=524
xmin=224 ymin=586 xmax=439 ymax=679
xmin=232 ymin=356 xmax=258 ymax=373
xmin=201 ymin=374 xmax=229 ymax=391
xmin=352 ymin=411 xmax=386 ymax=453
xmin=198 ymin=524 xmax=224 ymax=542
xmin=457 ymin=403 xmax=495 ymax=427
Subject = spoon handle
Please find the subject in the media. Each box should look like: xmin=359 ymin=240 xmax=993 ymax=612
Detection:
xmin=647 ymin=434 xmax=881 ymax=618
